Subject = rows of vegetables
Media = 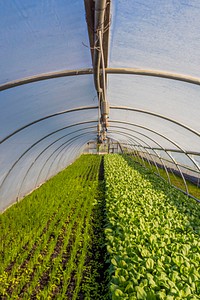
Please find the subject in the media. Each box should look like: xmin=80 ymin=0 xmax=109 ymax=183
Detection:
xmin=0 ymin=155 xmax=108 ymax=299
xmin=1 ymin=154 xmax=200 ymax=299
xmin=104 ymin=154 xmax=200 ymax=299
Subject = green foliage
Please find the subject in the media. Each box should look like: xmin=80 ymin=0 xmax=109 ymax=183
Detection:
xmin=0 ymin=154 xmax=104 ymax=299
xmin=79 ymin=179 xmax=110 ymax=300
xmin=104 ymin=154 xmax=200 ymax=299
xmin=1 ymin=153 xmax=200 ymax=299
xmin=128 ymin=154 xmax=200 ymax=200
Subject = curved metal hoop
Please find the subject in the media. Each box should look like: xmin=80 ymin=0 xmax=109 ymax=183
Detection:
xmin=17 ymin=126 xmax=97 ymax=198
xmin=112 ymin=136 xmax=158 ymax=171
xmin=109 ymin=130 xmax=164 ymax=173
xmin=110 ymin=106 xmax=200 ymax=139
xmin=46 ymin=135 xmax=91 ymax=180
xmin=0 ymin=69 xmax=94 ymax=92
xmin=106 ymin=68 xmax=200 ymax=86
xmin=0 ymin=120 xmax=98 ymax=193
xmin=109 ymin=119 xmax=200 ymax=175
xmin=110 ymin=130 xmax=173 ymax=184
xmin=0 ymin=106 xmax=98 ymax=144
xmin=110 ymin=125 xmax=172 ymax=182
xmin=35 ymin=131 xmax=96 ymax=188
xmin=119 ymin=134 xmax=163 ymax=175
xmin=110 ymin=126 xmax=191 ymax=189
xmin=109 ymin=129 xmax=189 ymax=194
xmin=1 ymin=67 xmax=200 ymax=92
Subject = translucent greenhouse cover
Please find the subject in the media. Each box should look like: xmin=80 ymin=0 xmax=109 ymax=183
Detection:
xmin=1 ymin=0 xmax=200 ymax=211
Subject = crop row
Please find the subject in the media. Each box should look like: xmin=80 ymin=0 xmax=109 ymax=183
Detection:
xmin=1 ymin=153 xmax=200 ymax=299
xmin=104 ymin=154 xmax=200 ymax=300
xmin=0 ymin=155 xmax=105 ymax=299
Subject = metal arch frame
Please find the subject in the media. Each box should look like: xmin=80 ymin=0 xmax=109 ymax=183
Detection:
xmin=35 ymin=131 xmax=96 ymax=188
xmin=1 ymin=70 xmax=199 ymax=173
xmin=49 ymin=134 xmax=93 ymax=176
xmin=118 ymin=136 xmax=148 ymax=167
xmin=60 ymin=141 xmax=88 ymax=171
xmin=130 ymin=148 xmax=185 ymax=185
xmin=110 ymin=132 xmax=153 ymax=168
xmin=111 ymin=131 xmax=190 ymax=194
xmin=0 ymin=69 xmax=94 ymax=92
xmin=109 ymin=121 xmax=200 ymax=194
xmin=17 ymin=126 xmax=97 ymax=199
xmin=1 ymin=67 xmax=199 ymax=144
xmin=45 ymin=132 xmax=97 ymax=182
xmin=20 ymin=132 xmax=95 ymax=199
xmin=1 ymin=115 xmax=199 ymax=199
xmin=36 ymin=129 xmax=96 ymax=184
xmin=126 ymin=142 xmax=149 ymax=169
xmin=109 ymin=124 xmax=173 ymax=182
xmin=125 ymin=146 xmax=183 ymax=187
xmin=120 ymin=135 xmax=162 ymax=175
xmin=110 ymin=126 xmax=168 ymax=175
xmin=1 ymin=82 xmax=198 ymax=167
xmin=111 ymin=121 xmax=200 ymax=178
xmin=1 ymin=67 xmax=200 ymax=92
xmin=110 ymin=107 xmax=200 ymax=189
xmin=119 ymin=137 xmax=148 ymax=166
xmin=1 ymin=104 xmax=198 ymax=181
xmin=0 ymin=120 xmax=98 ymax=194
xmin=106 ymin=68 xmax=200 ymax=86
xmin=1 ymin=48 xmax=200 ymax=204
xmin=108 ymin=130 xmax=168 ymax=180
xmin=126 ymin=147 xmax=200 ymax=156
xmin=124 ymin=145 xmax=200 ymax=175
xmin=109 ymin=130 xmax=170 ymax=182
xmin=108 ymin=130 xmax=189 ymax=194
xmin=105 ymin=134 xmax=200 ymax=203
xmin=0 ymin=106 xmax=98 ymax=145
xmin=124 ymin=146 xmax=198 ymax=194
xmin=1 ymin=114 xmax=199 ymax=198
xmin=118 ymin=136 xmax=150 ymax=169
xmin=109 ymin=119 xmax=200 ymax=177
xmin=110 ymin=106 xmax=200 ymax=139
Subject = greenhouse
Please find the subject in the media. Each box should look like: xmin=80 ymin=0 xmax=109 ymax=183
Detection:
xmin=0 ymin=0 xmax=200 ymax=299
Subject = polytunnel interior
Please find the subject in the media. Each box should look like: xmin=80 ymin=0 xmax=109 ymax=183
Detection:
xmin=1 ymin=0 xmax=200 ymax=211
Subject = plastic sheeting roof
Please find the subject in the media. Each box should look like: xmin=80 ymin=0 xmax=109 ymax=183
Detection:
xmin=1 ymin=0 xmax=200 ymax=210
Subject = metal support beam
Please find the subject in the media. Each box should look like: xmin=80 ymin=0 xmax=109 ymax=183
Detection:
xmin=106 ymin=67 xmax=200 ymax=86
xmin=92 ymin=0 xmax=110 ymax=139
xmin=110 ymin=125 xmax=171 ymax=181
xmin=123 ymin=146 xmax=200 ymax=156
xmin=110 ymin=106 xmax=200 ymax=139
xmin=109 ymin=129 xmax=189 ymax=194
xmin=17 ymin=126 xmax=96 ymax=198
xmin=109 ymin=129 xmax=171 ymax=183
xmin=35 ymin=131 xmax=96 ymax=187
xmin=0 ymin=69 xmax=93 ymax=92
xmin=0 ymin=120 xmax=98 ymax=194
xmin=0 ymin=106 xmax=98 ymax=144
xmin=109 ymin=118 xmax=200 ymax=176
xmin=1 ymin=67 xmax=200 ymax=92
